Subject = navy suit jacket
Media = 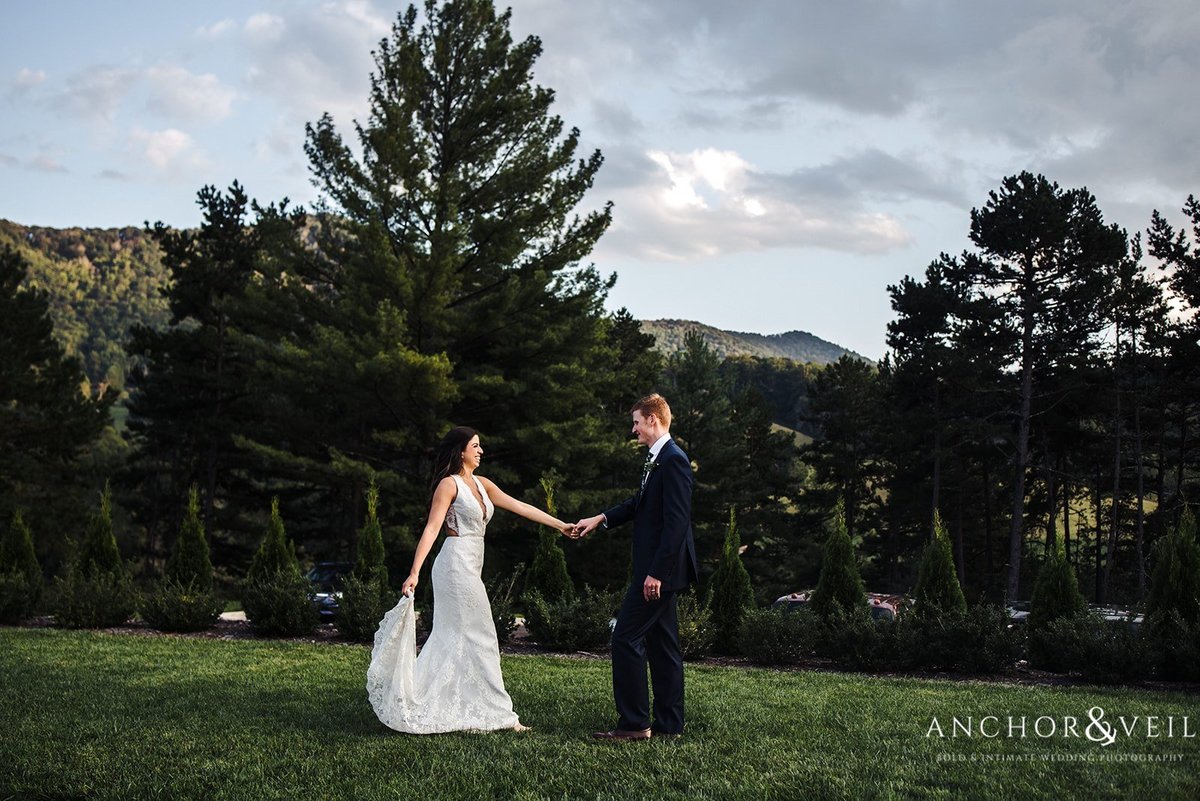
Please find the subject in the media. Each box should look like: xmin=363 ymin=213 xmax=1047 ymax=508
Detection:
xmin=603 ymin=438 xmax=699 ymax=592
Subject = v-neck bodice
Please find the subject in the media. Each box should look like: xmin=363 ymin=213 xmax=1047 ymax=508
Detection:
xmin=445 ymin=474 xmax=493 ymax=538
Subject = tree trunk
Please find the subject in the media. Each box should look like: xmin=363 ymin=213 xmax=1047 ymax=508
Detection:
xmin=1045 ymin=452 xmax=1057 ymax=555
xmin=1094 ymin=464 xmax=1104 ymax=604
xmin=1133 ymin=340 xmax=1147 ymax=600
xmin=1156 ymin=413 xmax=1167 ymax=539
xmin=1062 ymin=460 xmax=1072 ymax=563
xmin=1006 ymin=300 xmax=1035 ymax=603
xmin=955 ymin=455 xmax=966 ymax=587
xmin=1176 ymin=413 xmax=1188 ymax=526
xmin=1102 ymin=384 xmax=1122 ymax=601
xmin=982 ymin=458 xmax=994 ymax=584
xmin=931 ymin=380 xmax=942 ymax=542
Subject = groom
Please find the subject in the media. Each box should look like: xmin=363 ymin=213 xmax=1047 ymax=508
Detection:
xmin=572 ymin=393 xmax=699 ymax=741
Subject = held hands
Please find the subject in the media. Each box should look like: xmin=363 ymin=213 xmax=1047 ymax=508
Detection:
xmin=401 ymin=573 xmax=418 ymax=597
xmin=566 ymin=514 xmax=604 ymax=540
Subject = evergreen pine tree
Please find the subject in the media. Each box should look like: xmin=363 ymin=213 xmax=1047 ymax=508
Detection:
xmin=76 ymin=482 xmax=122 ymax=578
xmin=247 ymin=498 xmax=300 ymax=583
xmin=912 ymin=510 xmax=967 ymax=618
xmin=525 ymin=476 xmax=573 ymax=603
xmin=234 ymin=0 xmax=622 ymax=571
xmin=353 ymin=479 xmax=387 ymax=584
xmin=338 ymin=478 xmax=398 ymax=642
xmin=1 ymin=509 xmax=41 ymax=586
xmin=0 ymin=509 xmax=43 ymax=622
xmin=809 ymin=498 xmax=868 ymax=618
xmin=140 ymin=486 xmax=222 ymax=632
xmin=1145 ymin=507 xmax=1200 ymax=627
xmin=165 ymin=485 xmax=214 ymax=591
xmin=51 ymin=481 xmax=135 ymax=628
xmin=708 ymin=507 xmax=755 ymax=653
xmin=1028 ymin=534 xmax=1087 ymax=630
xmin=242 ymin=497 xmax=317 ymax=637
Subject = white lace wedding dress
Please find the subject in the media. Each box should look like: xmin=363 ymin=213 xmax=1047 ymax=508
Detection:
xmin=366 ymin=473 xmax=521 ymax=733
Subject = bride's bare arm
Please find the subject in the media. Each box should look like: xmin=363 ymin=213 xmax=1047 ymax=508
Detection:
xmin=402 ymin=478 xmax=456 ymax=595
xmin=477 ymin=476 xmax=572 ymax=534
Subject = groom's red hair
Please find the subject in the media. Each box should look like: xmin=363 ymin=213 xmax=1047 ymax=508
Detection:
xmin=631 ymin=393 xmax=671 ymax=429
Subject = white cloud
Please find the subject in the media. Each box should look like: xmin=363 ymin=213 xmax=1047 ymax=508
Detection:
xmin=144 ymin=65 xmax=236 ymax=124
xmin=196 ymin=19 xmax=235 ymax=39
xmin=53 ymin=67 xmax=138 ymax=122
xmin=245 ymin=13 xmax=286 ymax=42
xmin=131 ymin=127 xmax=198 ymax=170
xmin=238 ymin=2 xmax=391 ymax=131
xmin=597 ymin=147 xmax=913 ymax=262
xmin=30 ymin=155 xmax=67 ymax=173
xmin=12 ymin=68 xmax=46 ymax=90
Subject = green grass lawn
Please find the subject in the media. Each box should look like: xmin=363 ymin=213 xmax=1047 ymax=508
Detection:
xmin=2 ymin=628 xmax=1198 ymax=801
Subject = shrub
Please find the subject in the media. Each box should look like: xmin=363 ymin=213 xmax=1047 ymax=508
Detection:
xmin=140 ymin=578 xmax=225 ymax=632
xmin=49 ymin=568 xmax=136 ymax=629
xmin=1144 ymin=611 xmax=1200 ymax=682
xmin=165 ymin=486 xmax=214 ymax=591
xmin=912 ymin=510 xmax=966 ymax=618
xmin=50 ymin=484 xmax=135 ymax=629
xmin=676 ymin=588 xmax=717 ymax=661
xmin=139 ymin=486 xmax=221 ymax=632
xmin=0 ymin=510 xmax=42 ymax=623
xmin=815 ymin=604 xmax=896 ymax=671
xmin=1027 ymin=537 xmax=1086 ymax=631
xmin=246 ymin=497 xmax=300 ymax=583
xmin=809 ymin=499 xmax=868 ymax=619
xmin=524 ymin=477 xmax=573 ymax=604
xmin=1028 ymin=612 xmax=1148 ymax=683
xmin=524 ymin=585 xmax=619 ymax=652
xmin=337 ymin=573 xmax=397 ymax=642
xmin=76 ymin=482 xmax=123 ymax=577
xmin=738 ymin=606 xmax=819 ymax=665
xmin=243 ymin=572 xmax=319 ymax=637
xmin=707 ymin=508 xmax=754 ymax=653
xmin=486 ymin=562 xmax=525 ymax=644
xmin=337 ymin=481 xmax=398 ymax=642
xmin=353 ymin=479 xmax=387 ymax=582
xmin=242 ymin=499 xmax=316 ymax=637
xmin=1145 ymin=507 xmax=1200 ymax=629
xmin=897 ymin=605 xmax=1019 ymax=675
xmin=0 ymin=572 xmax=37 ymax=624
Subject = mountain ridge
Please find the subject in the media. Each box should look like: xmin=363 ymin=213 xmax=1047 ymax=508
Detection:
xmin=640 ymin=318 xmax=872 ymax=366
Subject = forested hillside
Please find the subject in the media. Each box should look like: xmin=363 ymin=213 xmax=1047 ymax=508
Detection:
xmin=0 ymin=221 xmax=170 ymax=394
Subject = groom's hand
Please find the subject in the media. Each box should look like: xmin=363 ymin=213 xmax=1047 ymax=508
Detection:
xmin=643 ymin=575 xmax=662 ymax=602
xmin=571 ymin=515 xmax=604 ymax=539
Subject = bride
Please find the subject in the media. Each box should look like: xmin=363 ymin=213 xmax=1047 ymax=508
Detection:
xmin=367 ymin=426 xmax=573 ymax=734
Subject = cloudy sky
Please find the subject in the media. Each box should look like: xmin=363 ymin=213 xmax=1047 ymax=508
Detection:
xmin=2 ymin=1 xmax=1197 ymax=358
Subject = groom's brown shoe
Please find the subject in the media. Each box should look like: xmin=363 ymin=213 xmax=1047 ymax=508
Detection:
xmin=592 ymin=728 xmax=652 ymax=742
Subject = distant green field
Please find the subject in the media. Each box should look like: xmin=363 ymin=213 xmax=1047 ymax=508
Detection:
xmin=771 ymin=422 xmax=813 ymax=447
xmin=3 ymin=628 xmax=1197 ymax=800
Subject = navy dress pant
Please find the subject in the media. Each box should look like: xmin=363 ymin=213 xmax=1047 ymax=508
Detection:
xmin=611 ymin=583 xmax=685 ymax=734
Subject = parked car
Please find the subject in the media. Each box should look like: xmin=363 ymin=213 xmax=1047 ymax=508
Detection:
xmin=307 ymin=562 xmax=354 ymax=619
xmin=1005 ymin=601 xmax=1143 ymax=632
xmin=772 ymin=590 xmax=907 ymax=622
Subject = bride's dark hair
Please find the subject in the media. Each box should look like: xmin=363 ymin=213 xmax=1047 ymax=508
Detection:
xmin=430 ymin=426 xmax=479 ymax=495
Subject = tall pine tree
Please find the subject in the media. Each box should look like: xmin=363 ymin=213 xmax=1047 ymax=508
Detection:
xmin=234 ymin=0 xmax=629 ymax=576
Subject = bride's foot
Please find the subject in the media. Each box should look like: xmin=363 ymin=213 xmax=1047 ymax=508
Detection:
xmin=512 ymin=722 xmax=532 ymax=733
